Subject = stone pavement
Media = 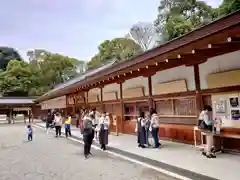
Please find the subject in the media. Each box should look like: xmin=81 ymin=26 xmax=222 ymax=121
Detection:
xmin=0 ymin=124 xmax=176 ymax=180
xmin=35 ymin=122 xmax=240 ymax=180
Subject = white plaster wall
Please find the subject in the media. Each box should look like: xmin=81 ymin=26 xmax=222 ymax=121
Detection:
xmin=103 ymin=83 xmax=120 ymax=99
xmin=122 ymin=76 xmax=149 ymax=96
xmin=199 ymin=50 xmax=240 ymax=89
xmin=151 ymin=65 xmax=195 ymax=94
xmin=89 ymin=88 xmax=100 ymax=95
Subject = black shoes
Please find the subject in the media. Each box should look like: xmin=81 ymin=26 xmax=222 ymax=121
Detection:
xmin=202 ymin=152 xmax=216 ymax=158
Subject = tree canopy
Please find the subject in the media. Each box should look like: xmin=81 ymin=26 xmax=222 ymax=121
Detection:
xmin=154 ymin=0 xmax=239 ymax=43
xmin=0 ymin=47 xmax=22 ymax=70
xmin=0 ymin=50 xmax=86 ymax=96
xmin=87 ymin=38 xmax=143 ymax=68
xmin=154 ymin=0 xmax=216 ymax=42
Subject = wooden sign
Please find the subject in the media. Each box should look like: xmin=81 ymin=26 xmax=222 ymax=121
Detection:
xmin=74 ymin=92 xmax=85 ymax=104
xmin=66 ymin=94 xmax=75 ymax=105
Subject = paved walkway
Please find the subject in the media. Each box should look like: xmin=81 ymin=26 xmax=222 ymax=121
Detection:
xmin=0 ymin=124 xmax=175 ymax=180
xmin=36 ymin=122 xmax=240 ymax=180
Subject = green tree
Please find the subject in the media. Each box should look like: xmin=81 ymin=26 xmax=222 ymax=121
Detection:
xmin=0 ymin=47 xmax=22 ymax=70
xmin=217 ymin=0 xmax=240 ymax=17
xmin=0 ymin=51 xmax=86 ymax=96
xmin=154 ymin=0 xmax=215 ymax=42
xmin=88 ymin=38 xmax=143 ymax=68
xmin=0 ymin=60 xmax=32 ymax=95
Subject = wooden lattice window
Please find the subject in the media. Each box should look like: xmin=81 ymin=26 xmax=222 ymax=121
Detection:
xmin=155 ymin=99 xmax=173 ymax=115
xmin=174 ymin=98 xmax=196 ymax=116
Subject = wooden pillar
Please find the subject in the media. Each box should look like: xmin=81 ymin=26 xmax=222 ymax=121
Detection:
xmin=86 ymin=91 xmax=89 ymax=109
xmin=100 ymin=86 xmax=105 ymax=112
xmin=194 ymin=64 xmax=203 ymax=116
xmin=9 ymin=108 xmax=12 ymax=124
xmin=28 ymin=109 xmax=32 ymax=123
xmin=148 ymin=76 xmax=154 ymax=109
xmin=118 ymin=81 xmax=124 ymax=133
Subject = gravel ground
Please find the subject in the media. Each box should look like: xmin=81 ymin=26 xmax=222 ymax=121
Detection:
xmin=0 ymin=124 xmax=177 ymax=180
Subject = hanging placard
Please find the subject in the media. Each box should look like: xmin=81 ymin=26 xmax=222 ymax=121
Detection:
xmin=214 ymin=99 xmax=226 ymax=114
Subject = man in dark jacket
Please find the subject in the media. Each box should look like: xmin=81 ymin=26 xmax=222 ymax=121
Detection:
xmin=83 ymin=114 xmax=94 ymax=159
xmin=46 ymin=111 xmax=54 ymax=134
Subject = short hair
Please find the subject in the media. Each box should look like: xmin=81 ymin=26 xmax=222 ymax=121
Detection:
xmin=139 ymin=111 xmax=145 ymax=118
xmin=150 ymin=108 xmax=157 ymax=115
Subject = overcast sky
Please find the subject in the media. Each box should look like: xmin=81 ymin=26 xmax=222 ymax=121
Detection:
xmin=0 ymin=0 xmax=222 ymax=61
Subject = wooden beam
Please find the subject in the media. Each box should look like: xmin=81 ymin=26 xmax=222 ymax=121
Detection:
xmin=119 ymin=82 xmax=124 ymax=133
xmin=100 ymin=87 xmax=104 ymax=112
xmin=148 ymin=76 xmax=154 ymax=109
xmin=194 ymin=64 xmax=202 ymax=114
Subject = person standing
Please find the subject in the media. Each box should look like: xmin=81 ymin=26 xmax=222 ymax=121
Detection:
xmin=99 ymin=112 xmax=109 ymax=151
xmin=150 ymin=109 xmax=161 ymax=148
xmin=145 ymin=113 xmax=151 ymax=147
xmin=54 ymin=112 xmax=63 ymax=138
xmin=201 ymin=106 xmax=216 ymax=158
xmin=46 ymin=111 xmax=53 ymax=134
xmin=65 ymin=115 xmax=72 ymax=138
xmin=135 ymin=111 xmax=146 ymax=148
xmin=83 ymin=114 xmax=94 ymax=159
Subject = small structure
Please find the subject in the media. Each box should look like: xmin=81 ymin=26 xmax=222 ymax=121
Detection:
xmin=0 ymin=97 xmax=36 ymax=124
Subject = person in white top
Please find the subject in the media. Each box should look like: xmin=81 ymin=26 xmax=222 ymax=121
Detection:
xmin=98 ymin=112 xmax=110 ymax=150
xmin=54 ymin=112 xmax=63 ymax=138
xmin=150 ymin=108 xmax=161 ymax=148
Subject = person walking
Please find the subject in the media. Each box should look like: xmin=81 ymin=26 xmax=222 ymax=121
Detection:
xmin=150 ymin=109 xmax=161 ymax=148
xmin=135 ymin=111 xmax=146 ymax=148
xmin=98 ymin=112 xmax=109 ymax=151
xmin=54 ymin=112 xmax=63 ymax=138
xmin=27 ymin=124 xmax=33 ymax=141
xmin=83 ymin=114 xmax=94 ymax=159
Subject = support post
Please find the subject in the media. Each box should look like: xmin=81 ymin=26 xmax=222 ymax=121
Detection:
xmin=118 ymin=81 xmax=124 ymax=134
xmin=100 ymin=86 xmax=105 ymax=112
xmin=148 ymin=76 xmax=154 ymax=109
xmin=9 ymin=108 xmax=12 ymax=124
xmin=194 ymin=64 xmax=203 ymax=121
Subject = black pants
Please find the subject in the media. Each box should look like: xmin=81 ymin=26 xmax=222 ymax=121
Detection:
xmin=101 ymin=144 xmax=106 ymax=150
xmin=83 ymin=134 xmax=92 ymax=156
xmin=55 ymin=126 xmax=61 ymax=137
xmin=65 ymin=128 xmax=71 ymax=137
xmin=28 ymin=134 xmax=32 ymax=141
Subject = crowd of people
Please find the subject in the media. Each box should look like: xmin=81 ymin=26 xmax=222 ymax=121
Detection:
xmin=28 ymin=103 xmax=218 ymax=160
xmin=44 ymin=108 xmax=110 ymax=159
xmin=135 ymin=108 xmax=161 ymax=149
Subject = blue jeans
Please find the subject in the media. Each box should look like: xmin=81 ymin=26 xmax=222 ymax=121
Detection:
xmin=151 ymin=127 xmax=159 ymax=148
xmin=145 ymin=130 xmax=150 ymax=145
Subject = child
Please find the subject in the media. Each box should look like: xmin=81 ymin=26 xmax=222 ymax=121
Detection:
xmin=65 ymin=116 xmax=72 ymax=138
xmin=27 ymin=124 xmax=33 ymax=141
